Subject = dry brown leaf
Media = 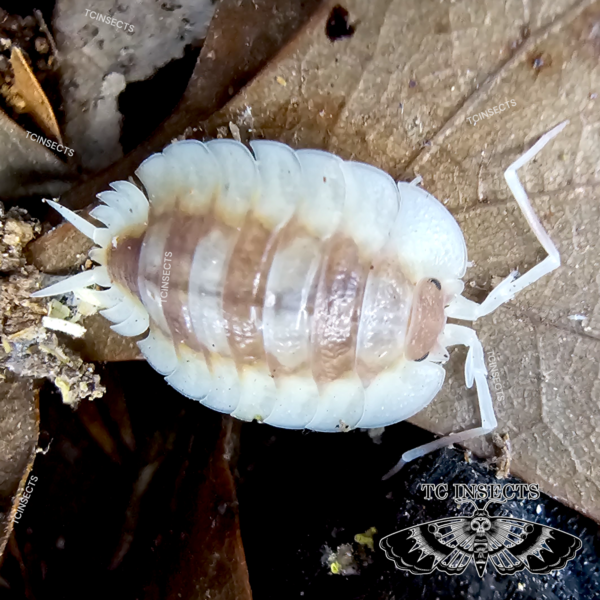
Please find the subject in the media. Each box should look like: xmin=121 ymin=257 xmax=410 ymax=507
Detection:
xmin=0 ymin=108 xmax=70 ymax=199
xmin=1 ymin=203 xmax=105 ymax=411
xmin=75 ymin=313 xmax=143 ymax=363
xmin=196 ymin=0 xmax=600 ymax=521
xmin=9 ymin=46 xmax=62 ymax=144
xmin=0 ymin=375 xmax=39 ymax=557
xmin=150 ymin=417 xmax=252 ymax=600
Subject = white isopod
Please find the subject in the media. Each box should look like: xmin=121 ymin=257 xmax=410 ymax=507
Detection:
xmin=33 ymin=121 xmax=568 ymax=475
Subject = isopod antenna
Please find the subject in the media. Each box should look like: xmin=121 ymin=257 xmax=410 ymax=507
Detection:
xmin=446 ymin=120 xmax=568 ymax=321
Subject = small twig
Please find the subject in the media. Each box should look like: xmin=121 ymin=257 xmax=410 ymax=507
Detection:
xmin=8 ymin=532 xmax=36 ymax=600
xmin=108 ymin=459 xmax=162 ymax=570
xmin=36 ymin=437 xmax=53 ymax=454
xmin=77 ymin=400 xmax=122 ymax=464
xmin=34 ymin=10 xmax=59 ymax=61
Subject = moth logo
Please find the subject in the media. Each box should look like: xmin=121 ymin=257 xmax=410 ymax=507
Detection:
xmin=380 ymin=499 xmax=582 ymax=578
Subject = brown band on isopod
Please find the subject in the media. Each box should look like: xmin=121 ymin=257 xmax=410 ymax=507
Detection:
xmin=136 ymin=212 xmax=174 ymax=336
xmin=107 ymin=234 xmax=144 ymax=297
xmin=355 ymin=254 xmax=414 ymax=384
xmin=311 ymin=232 xmax=369 ymax=384
xmin=263 ymin=218 xmax=322 ymax=378
xmin=160 ymin=209 xmax=216 ymax=352
xmin=405 ymin=278 xmax=446 ymax=361
xmin=222 ymin=212 xmax=282 ymax=366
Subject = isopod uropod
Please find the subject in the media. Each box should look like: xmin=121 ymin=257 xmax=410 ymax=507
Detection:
xmin=33 ymin=121 xmax=568 ymax=475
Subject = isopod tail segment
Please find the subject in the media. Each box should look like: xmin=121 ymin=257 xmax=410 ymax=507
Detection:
xmin=383 ymin=119 xmax=568 ymax=480
xmin=30 ymin=181 xmax=151 ymax=337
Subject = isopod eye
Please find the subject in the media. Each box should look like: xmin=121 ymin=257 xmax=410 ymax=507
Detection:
xmin=414 ymin=352 xmax=429 ymax=362
xmin=429 ymin=278 xmax=441 ymax=290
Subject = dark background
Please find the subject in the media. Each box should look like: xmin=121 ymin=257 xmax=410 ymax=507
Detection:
xmin=1 ymin=360 xmax=598 ymax=599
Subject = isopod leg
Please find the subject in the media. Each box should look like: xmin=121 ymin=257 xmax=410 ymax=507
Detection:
xmin=382 ymin=324 xmax=497 ymax=480
xmin=446 ymin=120 xmax=567 ymax=321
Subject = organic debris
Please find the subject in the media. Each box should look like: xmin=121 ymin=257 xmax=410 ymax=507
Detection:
xmin=354 ymin=526 xmax=377 ymax=550
xmin=0 ymin=201 xmax=40 ymax=272
xmin=323 ymin=527 xmax=377 ymax=575
xmin=0 ymin=375 xmax=39 ymax=558
xmin=0 ymin=201 xmax=104 ymax=406
xmin=366 ymin=427 xmax=385 ymax=444
xmin=0 ymin=8 xmax=60 ymax=137
xmin=492 ymin=432 xmax=512 ymax=480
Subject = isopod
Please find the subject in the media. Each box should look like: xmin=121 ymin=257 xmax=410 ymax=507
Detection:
xmin=33 ymin=121 xmax=568 ymax=475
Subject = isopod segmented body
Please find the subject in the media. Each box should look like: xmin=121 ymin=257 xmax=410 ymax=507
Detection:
xmin=35 ymin=121 xmax=567 ymax=469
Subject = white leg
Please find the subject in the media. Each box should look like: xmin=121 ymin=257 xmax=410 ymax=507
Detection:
xmin=382 ymin=324 xmax=497 ymax=479
xmin=446 ymin=121 xmax=567 ymax=322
